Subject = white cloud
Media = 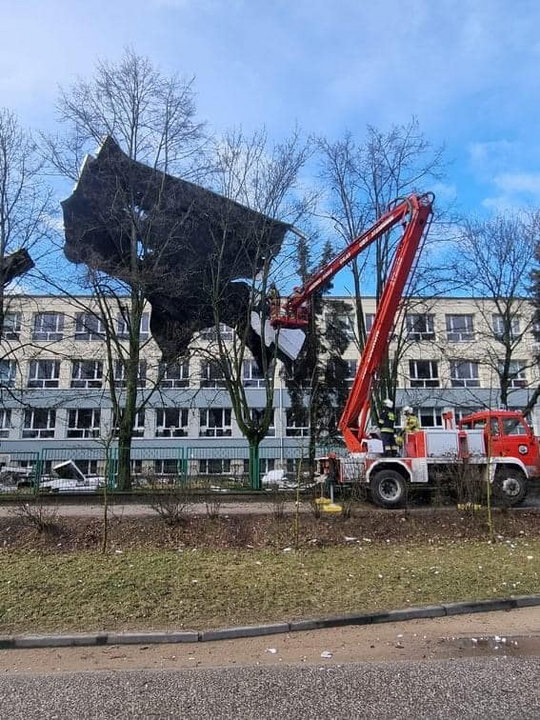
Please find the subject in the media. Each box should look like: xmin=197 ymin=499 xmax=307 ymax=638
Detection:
xmin=493 ymin=172 xmax=540 ymax=197
xmin=468 ymin=140 xmax=517 ymax=177
xmin=481 ymin=171 xmax=540 ymax=212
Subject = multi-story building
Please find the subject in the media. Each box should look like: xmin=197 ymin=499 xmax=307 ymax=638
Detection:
xmin=0 ymin=294 xmax=537 ymax=481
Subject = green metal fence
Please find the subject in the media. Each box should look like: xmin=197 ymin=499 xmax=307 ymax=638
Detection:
xmin=0 ymin=442 xmax=345 ymax=495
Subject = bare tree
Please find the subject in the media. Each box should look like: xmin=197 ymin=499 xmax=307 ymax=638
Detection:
xmin=45 ymin=49 xmax=205 ymax=489
xmin=317 ymin=119 xmax=446 ymax=416
xmin=199 ymin=127 xmax=313 ymax=488
xmin=450 ymin=213 xmax=540 ymax=413
xmin=0 ymin=108 xmax=51 ymax=333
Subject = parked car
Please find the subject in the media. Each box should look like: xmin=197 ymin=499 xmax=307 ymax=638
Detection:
xmin=39 ymin=460 xmax=105 ymax=494
xmin=0 ymin=467 xmax=34 ymax=493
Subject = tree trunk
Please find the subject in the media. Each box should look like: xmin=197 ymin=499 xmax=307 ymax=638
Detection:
xmin=117 ymin=422 xmax=133 ymax=491
xmin=248 ymin=438 xmax=261 ymax=490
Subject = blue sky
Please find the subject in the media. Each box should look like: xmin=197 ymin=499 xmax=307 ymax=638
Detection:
xmin=1 ymin=0 xmax=539 ymax=215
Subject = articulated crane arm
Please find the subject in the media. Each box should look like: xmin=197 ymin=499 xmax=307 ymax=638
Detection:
xmin=270 ymin=192 xmax=434 ymax=453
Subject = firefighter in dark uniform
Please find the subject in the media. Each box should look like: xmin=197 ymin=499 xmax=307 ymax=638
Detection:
xmin=378 ymin=398 xmax=398 ymax=457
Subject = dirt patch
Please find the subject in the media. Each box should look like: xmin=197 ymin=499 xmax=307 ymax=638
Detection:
xmin=1 ymin=507 xmax=539 ymax=552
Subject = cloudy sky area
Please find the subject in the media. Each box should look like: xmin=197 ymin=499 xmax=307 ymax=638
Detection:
xmin=1 ymin=0 xmax=539 ymax=213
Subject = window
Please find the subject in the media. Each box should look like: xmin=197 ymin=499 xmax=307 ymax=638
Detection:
xmin=155 ymin=408 xmax=189 ymax=437
xmin=67 ymin=408 xmax=101 ymax=438
xmin=335 ymin=314 xmax=355 ymax=340
xmin=200 ymin=360 xmax=225 ymax=388
xmin=365 ymin=314 xmax=375 ymax=333
xmin=493 ymin=314 xmax=520 ymax=341
xmin=242 ymin=360 xmax=265 ymax=387
xmin=0 ymin=359 xmax=17 ymax=387
xmin=28 ymin=360 xmax=60 ymax=388
xmin=0 ymin=409 xmax=12 ymax=438
xmin=418 ymin=407 xmax=443 ymax=428
xmin=2 ymin=312 xmax=21 ymax=339
xmin=409 ymin=359 xmax=439 ymax=388
xmin=71 ymin=360 xmax=103 ymax=388
xmin=74 ymin=313 xmax=106 ymax=341
xmin=200 ymin=324 xmax=234 ymax=342
xmin=117 ymin=312 xmax=150 ymax=340
xmin=502 ymin=417 xmax=528 ymax=436
xmin=199 ymin=459 xmax=232 ymax=475
xmin=450 ymin=360 xmax=480 ymax=387
xmin=251 ymin=408 xmax=275 ymax=436
xmin=23 ymin=408 xmax=56 ymax=438
xmin=243 ymin=458 xmax=275 ymax=475
xmin=499 ymin=361 xmax=527 ymax=388
xmin=153 ymin=459 xmax=181 ymax=476
xmin=453 ymin=407 xmax=480 ymax=422
xmin=446 ymin=314 xmax=474 ymax=342
xmin=199 ymin=408 xmax=232 ymax=437
xmin=286 ymin=408 xmax=309 ymax=436
xmin=74 ymin=460 xmax=99 ymax=476
xmin=344 ymin=359 xmax=357 ymax=386
xmin=32 ymin=312 xmax=64 ymax=341
xmin=114 ymin=360 xmax=147 ymax=387
xmin=113 ymin=409 xmax=145 ymax=437
xmin=405 ymin=314 xmax=435 ymax=341
xmin=159 ymin=360 xmax=189 ymax=388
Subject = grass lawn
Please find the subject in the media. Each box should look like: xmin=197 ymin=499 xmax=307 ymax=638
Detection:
xmin=1 ymin=540 xmax=539 ymax=634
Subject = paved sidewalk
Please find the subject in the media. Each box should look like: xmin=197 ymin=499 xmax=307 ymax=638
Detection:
xmin=0 ymin=501 xmax=311 ymax=517
xmin=1 ymin=607 xmax=539 ymax=673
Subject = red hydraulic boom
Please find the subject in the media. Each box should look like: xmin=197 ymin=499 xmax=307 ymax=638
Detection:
xmin=270 ymin=192 xmax=434 ymax=453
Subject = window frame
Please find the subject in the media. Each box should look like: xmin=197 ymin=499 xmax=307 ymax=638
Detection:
xmin=408 ymin=359 xmax=440 ymax=388
xmin=158 ymin=360 xmax=189 ymax=388
xmin=199 ymin=407 xmax=232 ymax=437
xmin=449 ymin=360 xmax=480 ymax=387
xmin=23 ymin=407 xmax=56 ymax=438
xmin=446 ymin=314 xmax=475 ymax=342
xmin=405 ymin=313 xmax=435 ymax=341
xmin=2 ymin=312 xmax=21 ymax=339
xmin=70 ymin=360 xmax=103 ymax=388
xmin=27 ymin=359 xmax=61 ymax=388
xmin=67 ymin=408 xmax=101 ymax=438
xmin=0 ymin=359 xmax=17 ymax=387
xmin=74 ymin=312 xmax=106 ymax=341
xmin=32 ymin=312 xmax=64 ymax=341
xmin=155 ymin=408 xmax=189 ymax=437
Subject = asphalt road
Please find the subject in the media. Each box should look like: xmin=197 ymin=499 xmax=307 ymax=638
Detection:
xmin=1 ymin=657 xmax=539 ymax=719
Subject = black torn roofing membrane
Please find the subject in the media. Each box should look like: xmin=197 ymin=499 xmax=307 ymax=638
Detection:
xmin=1 ymin=249 xmax=34 ymax=287
xmin=61 ymin=136 xmax=290 ymax=365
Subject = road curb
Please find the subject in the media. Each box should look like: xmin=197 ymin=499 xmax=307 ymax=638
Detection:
xmin=1 ymin=595 xmax=539 ymax=650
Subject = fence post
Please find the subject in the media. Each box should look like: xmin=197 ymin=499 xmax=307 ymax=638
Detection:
xmin=107 ymin=446 xmax=118 ymax=490
xmin=34 ymin=448 xmax=47 ymax=495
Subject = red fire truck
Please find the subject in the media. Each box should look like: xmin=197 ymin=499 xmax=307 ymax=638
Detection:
xmin=270 ymin=193 xmax=539 ymax=508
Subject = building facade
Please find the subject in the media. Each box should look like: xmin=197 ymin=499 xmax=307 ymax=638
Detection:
xmin=0 ymin=294 xmax=537 ymax=480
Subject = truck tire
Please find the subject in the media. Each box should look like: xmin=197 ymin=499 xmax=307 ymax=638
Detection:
xmin=493 ymin=468 xmax=527 ymax=506
xmin=370 ymin=469 xmax=407 ymax=509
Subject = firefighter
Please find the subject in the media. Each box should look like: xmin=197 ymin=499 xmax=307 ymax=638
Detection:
xmin=267 ymin=284 xmax=281 ymax=319
xmin=322 ymin=452 xmax=339 ymax=497
xmin=402 ymin=406 xmax=420 ymax=433
xmin=397 ymin=406 xmax=420 ymax=454
xmin=378 ymin=398 xmax=398 ymax=457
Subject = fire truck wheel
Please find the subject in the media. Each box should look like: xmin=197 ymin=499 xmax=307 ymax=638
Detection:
xmin=370 ymin=470 xmax=407 ymax=508
xmin=493 ymin=468 xmax=527 ymax=506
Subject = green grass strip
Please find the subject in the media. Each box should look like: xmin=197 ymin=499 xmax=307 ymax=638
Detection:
xmin=1 ymin=540 xmax=539 ymax=634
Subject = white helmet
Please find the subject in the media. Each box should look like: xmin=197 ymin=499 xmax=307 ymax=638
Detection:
xmin=383 ymin=398 xmax=393 ymax=408
xmin=403 ymin=406 xmax=413 ymax=414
